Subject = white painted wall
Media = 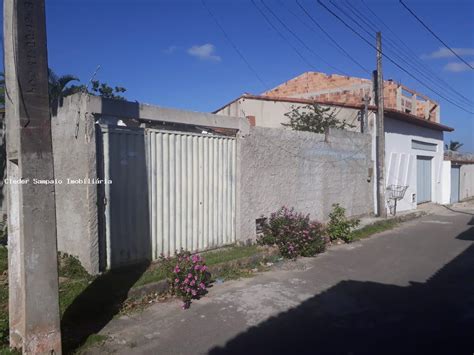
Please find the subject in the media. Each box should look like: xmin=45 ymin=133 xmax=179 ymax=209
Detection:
xmin=384 ymin=117 xmax=445 ymax=212
xmin=441 ymin=160 xmax=451 ymax=204
xmin=460 ymin=164 xmax=474 ymax=201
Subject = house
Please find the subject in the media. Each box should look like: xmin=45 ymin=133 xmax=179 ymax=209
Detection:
xmin=214 ymin=71 xmax=455 ymax=214
xmin=443 ymin=151 xmax=474 ymax=203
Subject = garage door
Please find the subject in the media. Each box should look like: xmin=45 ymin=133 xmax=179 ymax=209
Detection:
xmin=416 ymin=156 xmax=432 ymax=204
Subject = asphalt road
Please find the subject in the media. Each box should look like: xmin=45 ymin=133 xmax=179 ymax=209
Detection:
xmin=91 ymin=202 xmax=474 ymax=355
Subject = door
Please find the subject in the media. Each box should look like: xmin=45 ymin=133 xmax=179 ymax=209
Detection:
xmin=451 ymin=165 xmax=460 ymax=203
xmin=416 ymin=156 xmax=432 ymax=204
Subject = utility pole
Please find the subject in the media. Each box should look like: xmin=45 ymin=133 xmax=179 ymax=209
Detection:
xmin=3 ymin=0 xmax=62 ymax=353
xmin=374 ymin=32 xmax=387 ymax=218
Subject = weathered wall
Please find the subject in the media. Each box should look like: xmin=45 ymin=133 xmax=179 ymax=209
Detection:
xmin=52 ymin=94 xmax=100 ymax=274
xmin=215 ymin=97 xmax=362 ymax=132
xmin=460 ymin=164 xmax=474 ymax=201
xmin=238 ymin=126 xmax=373 ymax=242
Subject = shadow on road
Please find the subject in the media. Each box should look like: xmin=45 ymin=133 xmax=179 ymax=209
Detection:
xmin=61 ymin=262 xmax=149 ymax=353
xmin=210 ymin=226 xmax=474 ymax=354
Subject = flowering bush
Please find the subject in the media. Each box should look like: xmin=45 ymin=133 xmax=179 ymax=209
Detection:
xmin=161 ymin=250 xmax=211 ymax=309
xmin=258 ymin=207 xmax=326 ymax=259
xmin=326 ymin=203 xmax=360 ymax=243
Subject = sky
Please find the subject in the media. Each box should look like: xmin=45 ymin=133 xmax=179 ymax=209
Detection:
xmin=2 ymin=0 xmax=474 ymax=151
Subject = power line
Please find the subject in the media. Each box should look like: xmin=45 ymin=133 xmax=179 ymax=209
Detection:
xmin=399 ymin=0 xmax=474 ymax=70
xmin=200 ymin=0 xmax=267 ymax=89
xmin=252 ymin=0 xmax=349 ymax=75
xmin=355 ymin=0 xmax=473 ymax=106
xmin=250 ymin=0 xmax=322 ymax=73
xmin=339 ymin=0 xmax=474 ymax=107
xmin=292 ymin=0 xmax=370 ymax=75
xmin=317 ymin=0 xmax=474 ymax=114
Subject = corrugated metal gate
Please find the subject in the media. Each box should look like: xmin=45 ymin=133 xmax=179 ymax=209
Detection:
xmin=99 ymin=126 xmax=236 ymax=269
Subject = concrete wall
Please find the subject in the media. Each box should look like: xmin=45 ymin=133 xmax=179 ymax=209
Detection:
xmin=238 ymin=126 xmax=373 ymax=242
xmin=52 ymin=94 xmax=101 ymax=273
xmin=460 ymin=164 xmax=474 ymax=201
xmin=215 ymin=97 xmax=362 ymax=132
xmin=441 ymin=160 xmax=451 ymax=205
xmin=384 ymin=117 xmax=444 ymax=212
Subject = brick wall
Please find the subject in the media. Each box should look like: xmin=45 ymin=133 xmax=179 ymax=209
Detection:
xmin=264 ymin=72 xmax=438 ymax=121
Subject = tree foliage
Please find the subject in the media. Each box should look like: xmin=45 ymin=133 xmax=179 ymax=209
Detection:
xmin=48 ymin=68 xmax=80 ymax=109
xmin=445 ymin=140 xmax=463 ymax=152
xmin=282 ymin=104 xmax=355 ymax=134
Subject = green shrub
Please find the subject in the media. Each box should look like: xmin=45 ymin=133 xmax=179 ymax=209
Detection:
xmin=161 ymin=250 xmax=211 ymax=309
xmin=258 ymin=207 xmax=326 ymax=259
xmin=326 ymin=203 xmax=360 ymax=243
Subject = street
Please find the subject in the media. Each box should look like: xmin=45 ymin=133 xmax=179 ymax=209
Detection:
xmin=92 ymin=202 xmax=474 ymax=354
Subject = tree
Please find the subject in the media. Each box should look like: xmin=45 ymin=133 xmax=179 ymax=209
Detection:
xmin=445 ymin=140 xmax=463 ymax=151
xmin=48 ymin=68 xmax=80 ymax=112
xmin=68 ymin=80 xmax=127 ymax=100
xmin=282 ymin=104 xmax=355 ymax=133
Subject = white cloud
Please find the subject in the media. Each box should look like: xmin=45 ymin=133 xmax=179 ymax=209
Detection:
xmin=187 ymin=44 xmax=221 ymax=62
xmin=443 ymin=61 xmax=474 ymax=72
xmin=163 ymin=45 xmax=178 ymax=54
xmin=422 ymin=47 xmax=474 ymax=59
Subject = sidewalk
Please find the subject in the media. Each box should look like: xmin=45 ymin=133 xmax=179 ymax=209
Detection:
xmin=85 ymin=201 xmax=474 ymax=354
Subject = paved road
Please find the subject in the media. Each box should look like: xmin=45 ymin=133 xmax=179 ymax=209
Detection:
xmin=91 ymin=203 xmax=474 ymax=354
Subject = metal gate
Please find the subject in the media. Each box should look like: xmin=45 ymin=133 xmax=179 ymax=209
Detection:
xmin=416 ymin=156 xmax=432 ymax=204
xmin=451 ymin=165 xmax=460 ymax=203
xmin=147 ymin=129 xmax=236 ymax=260
xmin=99 ymin=126 xmax=151 ymax=269
xmin=99 ymin=126 xmax=237 ymax=269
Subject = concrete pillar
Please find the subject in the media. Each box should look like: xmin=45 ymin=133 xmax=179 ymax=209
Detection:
xmin=396 ymin=86 xmax=402 ymax=111
xmin=411 ymin=94 xmax=417 ymax=115
xmin=3 ymin=0 xmax=62 ymax=353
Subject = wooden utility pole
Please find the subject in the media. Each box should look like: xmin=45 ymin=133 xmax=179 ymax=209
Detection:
xmin=3 ymin=0 xmax=62 ymax=353
xmin=375 ymin=32 xmax=387 ymax=217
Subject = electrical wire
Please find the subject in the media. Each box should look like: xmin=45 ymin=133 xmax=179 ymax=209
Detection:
xmin=341 ymin=0 xmax=473 ymax=107
xmin=200 ymin=0 xmax=268 ymax=90
xmin=317 ymin=0 xmax=474 ymax=114
xmin=257 ymin=0 xmax=350 ymax=75
xmin=359 ymin=0 xmax=473 ymax=106
xmin=399 ymin=0 xmax=474 ymax=70
xmin=292 ymin=0 xmax=370 ymax=75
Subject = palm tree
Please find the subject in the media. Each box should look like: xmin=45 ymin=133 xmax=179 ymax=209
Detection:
xmin=48 ymin=69 xmax=80 ymax=114
xmin=445 ymin=140 xmax=464 ymax=151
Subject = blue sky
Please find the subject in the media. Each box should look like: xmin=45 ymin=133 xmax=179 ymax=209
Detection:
xmin=4 ymin=0 xmax=474 ymax=151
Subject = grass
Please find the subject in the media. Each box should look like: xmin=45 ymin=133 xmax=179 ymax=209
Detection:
xmin=133 ymin=244 xmax=263 ymax=288
xmin=0 ymin=244 xmax=275 ymax=353
xmin=352 ymin=219 xmax=399 ymax=241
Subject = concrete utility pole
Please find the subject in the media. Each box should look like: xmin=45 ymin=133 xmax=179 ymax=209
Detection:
xmin=375 ymin=32 xmax=387 ymax=218
xmin=3 ymin=0 xmax=62 ymax=353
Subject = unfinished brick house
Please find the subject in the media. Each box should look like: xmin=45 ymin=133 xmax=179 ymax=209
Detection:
xmin=215 ymin=71 xmax=454 ymax=215
xmin=263 ymin=71 xmax=440 ymax=122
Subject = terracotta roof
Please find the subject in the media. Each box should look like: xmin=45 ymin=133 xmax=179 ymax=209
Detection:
xmin=214 ymin=94 xmax=454 ymax=132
